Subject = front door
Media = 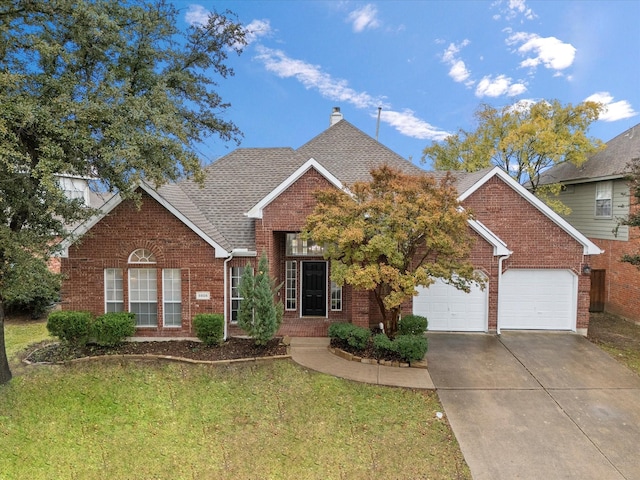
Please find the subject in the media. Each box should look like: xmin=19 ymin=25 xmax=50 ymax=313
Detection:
xmin=302 ymin=262 xmax=327 ymax=316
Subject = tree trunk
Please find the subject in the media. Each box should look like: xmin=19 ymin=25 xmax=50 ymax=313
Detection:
xmin=0 ymin=300 xmax=13 ymax=385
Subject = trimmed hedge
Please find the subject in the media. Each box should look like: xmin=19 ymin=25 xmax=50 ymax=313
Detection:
xmin=93 ymin=312 xmax=136 ymax=346
xmin=193 ymin=314 xmax=224 ymax=346
xmin=47 ymin=311 xmax=93 ymax=347
xmin=328 ymin=322 xmax=371 ymax=350
xmin=393 ymin=335 xmax=428 ymax=363
xmin=398 ymin=314 xmax=428 ymax=336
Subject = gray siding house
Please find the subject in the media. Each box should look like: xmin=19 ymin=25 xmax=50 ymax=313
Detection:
xmin=539 ymin=123 xmax=640 ymax=320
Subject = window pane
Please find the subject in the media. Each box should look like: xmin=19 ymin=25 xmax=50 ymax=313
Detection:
xmin=130 ymin=268 xmax=157 ymax=326
xmin=286 ymin=261 xmax=297 ymax=310
xmin=104 ymin=268 xmax=124 ymax=313
xmin=331 ymin=281 xmax=342 ymax=311
xmin=163 ymin=269 xmax=181 ymax=327
xmin=286 ymin=233 xmax=324 ymax=256
xmin=230 ymin=266 xmax=245 ymax=323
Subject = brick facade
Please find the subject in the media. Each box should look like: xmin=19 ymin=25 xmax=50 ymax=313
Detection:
xmin=462 ymin=176 xmax=592 ymax=331
xmin=61 ymin=190 xmax=226 ymax=337
xmin=60 ymin=170 xmax=595 ymax=337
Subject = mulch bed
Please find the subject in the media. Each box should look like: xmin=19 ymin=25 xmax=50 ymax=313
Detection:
xmin=26 ymin=337 xmax=288 ymax=364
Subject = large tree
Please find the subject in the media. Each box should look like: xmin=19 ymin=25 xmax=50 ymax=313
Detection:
xmin=0 ymin=0 xmax=246 ymax=384
xmin=422 ymin=100 xmax=604 ymax=212
xmin=304 ymin=165 xmax=482 ymax=336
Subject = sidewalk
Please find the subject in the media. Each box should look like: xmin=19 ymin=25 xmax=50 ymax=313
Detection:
xmin=289 ymin=337 xmax=434 ymax=389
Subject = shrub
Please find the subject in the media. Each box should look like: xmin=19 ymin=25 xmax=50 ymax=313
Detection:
xmin=398 ymin=314 xmax=428 ymax=336
xmin=393 ymin=335 xmax=428 ymax=363
xmin=47 ymin=311 xmax=93 ymax=347
xmin=328 ymin=322 xmax=370 ymax=350
xmin=193 ymin=314 xmax=224 ymax=346
xmin=373 ymin=333 xmax=394 ymax=356
xmin=92 ymin=312 xmax=135 ymax=346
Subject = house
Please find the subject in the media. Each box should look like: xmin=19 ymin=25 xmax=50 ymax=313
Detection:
xmin=58 ymin=108 xmax=601 ymax=338
xmin=538 ymin=122 xmax=640 ymax=321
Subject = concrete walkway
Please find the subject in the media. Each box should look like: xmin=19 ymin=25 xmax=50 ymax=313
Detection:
xmin=290 ymin=334 xmax=640 ymax=480
xmin=427 ymin=332 xmax=640 ymax=480
xmin=289 ymin=337 xmax=434 ymax=389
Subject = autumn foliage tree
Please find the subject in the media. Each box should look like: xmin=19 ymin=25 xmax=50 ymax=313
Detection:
xmin=304 ymin=165 xmax=482 ymax=336
xmin=422 ymin=100 xmax=604 ymax=213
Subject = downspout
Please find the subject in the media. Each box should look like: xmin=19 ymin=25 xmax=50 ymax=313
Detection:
xmin=223 ymin=254 xmax=234 ymax=341
xmin=496 ymin=253 xmax=511 ymax=336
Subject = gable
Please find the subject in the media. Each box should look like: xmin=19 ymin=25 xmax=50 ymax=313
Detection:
xmin=246 ymin=159 xmax=344 ymax=220
xmin=460 ymin=168 xmax=602 ymax=256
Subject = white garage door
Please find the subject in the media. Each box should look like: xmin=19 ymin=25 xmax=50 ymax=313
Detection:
xmin=499 ymin=269 xmax=577 ymax=331
xmin=414 ymin=276 xmax=488 ymax=332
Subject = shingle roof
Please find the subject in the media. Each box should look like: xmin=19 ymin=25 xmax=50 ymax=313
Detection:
xmin=538 ymin=122 xmax=640 ymax=185
xmin=152 ymin=118 xmax=493 ymax=251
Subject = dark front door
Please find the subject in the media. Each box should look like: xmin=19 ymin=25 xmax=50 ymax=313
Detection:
xmin=302 ymin=262 xmax=327 ymax=316
xmin=590 ymin=269 xmax=606 ymax=312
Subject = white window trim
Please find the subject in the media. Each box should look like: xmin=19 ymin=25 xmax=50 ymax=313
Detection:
xmin=285 ymin=260 xmax=297 ymax=311
xmin=595 ymin=181 xmax=613 ymax=219
xmin=104 ymin=268 xmax=124 ymax=313
xmin=230 ymin=266 xmax=243 ymax=324
xmin=128 ymin=267 xmax=158 ymax=327
xmin=162 ymin=269 xmax=182 ymax=328
xmin=330 ymin=280 xmax=342 ymax=312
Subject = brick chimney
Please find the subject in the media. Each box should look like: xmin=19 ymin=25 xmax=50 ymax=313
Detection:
xmin=330 ymin=106 xmax=343 ymax=126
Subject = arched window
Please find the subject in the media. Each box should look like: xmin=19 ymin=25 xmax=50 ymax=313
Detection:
xmin=128 ymin=248 xmax=156 ymax=264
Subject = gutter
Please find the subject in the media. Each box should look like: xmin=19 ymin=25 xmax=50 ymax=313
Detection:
xmin=223 ymin=249 xmax=256 ymax=340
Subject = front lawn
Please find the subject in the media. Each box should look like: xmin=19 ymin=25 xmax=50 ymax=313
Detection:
xmin=1 ymin=321 xmax=470 ymax=479
xmin=588 ymin=312 xmax=640 ymax=376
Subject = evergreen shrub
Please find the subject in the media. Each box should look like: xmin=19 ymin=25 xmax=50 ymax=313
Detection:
xmin=46 ymin=311 xmax=93 ymax=347
xmin=193 ymin=314 xmax=225 ymax=346
xmin=397 ymin=314 xmax=428 ymax=336
xmin=92 ymin=312 xmax=135 ymax=346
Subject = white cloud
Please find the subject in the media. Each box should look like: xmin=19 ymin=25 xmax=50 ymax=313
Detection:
xmin=347 ymin=4 xmax=381 ymax=32
xmin=254 ymin=46 xmax=448 ymax=141
xmin=254 ymin=46 xmax=381 ymax=109
xmin=585 ymin=92 xmax=638 ymax=122
xmin=492 ymin=0 xmax=537 ymax=21
xmin=441 ymin=40 xmax=473 ymax=86
xmin=475 ymin=74 xmax=527 ymax=97
xmin=380 ymin=110 xmax=450 ymax=141
xmin=244 ymin=19 xmax=273 ymax=46
xmin=507 ymin=32 xmax=576 ymax=71
xmin=185 ymin=4 xmax=210 ymax=27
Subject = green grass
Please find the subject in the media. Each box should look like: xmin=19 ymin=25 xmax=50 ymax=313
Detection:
xmin=588 ymin=312 xmax=640 ymax=376
xmin=1 ymin=322 xmax=470 ymax=480
xmin=4 ymin=319 xmax=51 ymax=364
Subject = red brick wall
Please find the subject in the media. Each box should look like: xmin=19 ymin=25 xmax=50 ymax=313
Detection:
xmin=463 ymin=176 xmax=591 ymax=331
xmin=60 ymin=191 xmax=225 ymax=337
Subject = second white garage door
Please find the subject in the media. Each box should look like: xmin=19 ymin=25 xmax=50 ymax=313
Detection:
xmin=414 ymin=276 xmax=488 ymax=332
xmin=499 ymin=269 xmax=577 ymax=331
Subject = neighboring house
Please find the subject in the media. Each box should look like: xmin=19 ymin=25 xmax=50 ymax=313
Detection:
xmin=538 ymin=123 xmax=640 ymax=321
xmin=58 ymin=108 xmax=601 ymax=338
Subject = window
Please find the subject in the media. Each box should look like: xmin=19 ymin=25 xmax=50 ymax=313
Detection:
xmin=330 ymin=280 xmax=342 ymax=311
xmin=230 ymin=266 xmax=243 ymax=322
xmin=285 ymin=261 xmax=297 ymax=310
xmin=129 ymin=268 xmax=158 ymax=327
xmin=163 ymin=269 xmax=182 ymax=327
xmin=129 ymin=248 xmax=157 ymax=264
xmin=286 ymin=233 xmax=325 ymax=256
xmin=104 ymin=268 xmax=124 ymax=312
xmin=595 ymin=181 xmax=613 ymax=218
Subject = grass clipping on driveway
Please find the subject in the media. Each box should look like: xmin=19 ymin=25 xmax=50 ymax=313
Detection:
xmin=1 ymin=359 xmax=469 ymax=479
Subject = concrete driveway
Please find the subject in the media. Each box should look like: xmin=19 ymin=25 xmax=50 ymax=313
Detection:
xmin=427 ymin=332 xmax=640 ymax=480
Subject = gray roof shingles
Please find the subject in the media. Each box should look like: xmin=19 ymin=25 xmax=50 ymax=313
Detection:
xmin=538 ymin=122 xmax=640 ymax=185
xmin=151 ymin=119 xmax=489 ymax=251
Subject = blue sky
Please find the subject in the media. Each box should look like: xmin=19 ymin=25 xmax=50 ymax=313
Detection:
xmin=177 ymin=1 xmax=640 ymax=169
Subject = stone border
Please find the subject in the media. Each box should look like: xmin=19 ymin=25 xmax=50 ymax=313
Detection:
xmin=328 ymin=346 xmax=427 ymax=369
xmin=23 ymin=346 xmax=292 ymax=367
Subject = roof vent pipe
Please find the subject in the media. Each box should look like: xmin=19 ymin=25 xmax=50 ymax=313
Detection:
xmin=330 ymin=106 xmax=343 ymax=126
